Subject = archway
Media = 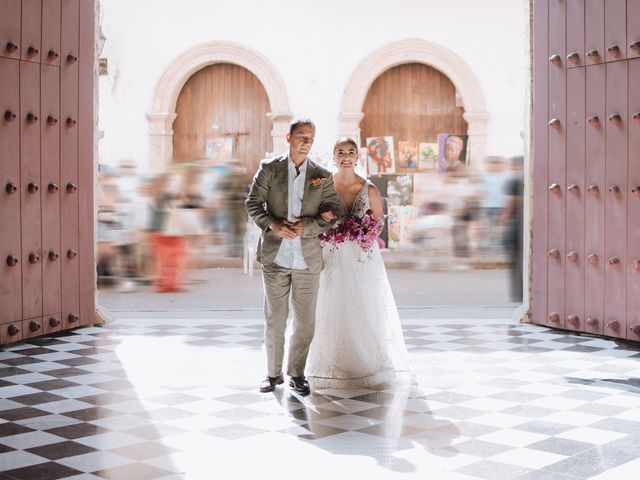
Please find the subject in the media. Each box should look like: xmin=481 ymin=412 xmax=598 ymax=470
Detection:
xmin=148 ymin=41 xmax=291 ymax=173
xmin=339 ymin=38 xmax=488 ymax=168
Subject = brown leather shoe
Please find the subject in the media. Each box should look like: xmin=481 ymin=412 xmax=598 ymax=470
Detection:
xmin=289 ymin=376 xmax=310 ymax=396
xmin=259 ymin=374 xmax=284 ymax=393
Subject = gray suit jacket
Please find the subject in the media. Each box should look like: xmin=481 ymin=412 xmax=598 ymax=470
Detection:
xmin=245 ymin=154 xmax=341 ymax=273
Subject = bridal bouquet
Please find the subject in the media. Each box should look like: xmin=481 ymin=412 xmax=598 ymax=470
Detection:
xmin=320 ymin=209 xmax=384 ymax=260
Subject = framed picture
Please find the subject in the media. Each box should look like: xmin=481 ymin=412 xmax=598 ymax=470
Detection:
xmin=366 ymin=136 xmax=395 ymax=174
xmin=437 ymin=133 xmax=469 ymax=172
xmin=398 ymin=141 xmax=418 ymax=169
xmin=205 ymin=136 xmax=234 ymax=160
xmin=387 ymin=205 xmax=418 ymax=249
xmin=386 ymin=174 xmax=413 ymax=206
xmin=418 ymin=143 xmax=438 ymax=171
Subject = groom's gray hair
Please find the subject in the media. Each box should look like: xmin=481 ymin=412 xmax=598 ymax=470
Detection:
xmin=289 ymin=117 xmax=315 ymax=134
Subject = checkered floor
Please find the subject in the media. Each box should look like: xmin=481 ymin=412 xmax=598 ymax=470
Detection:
xmin=1 ymin=318 xmax=640 ymax=480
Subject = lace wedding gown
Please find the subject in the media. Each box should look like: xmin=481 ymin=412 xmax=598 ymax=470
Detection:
xmin=306 ymin=181 xmax=410 ymax=389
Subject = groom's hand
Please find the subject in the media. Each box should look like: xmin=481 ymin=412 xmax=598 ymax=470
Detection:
xmin=287 ymin=218 xmax=304 ymax=237
xmin=271 ymin=220 xmax=298 ymax=239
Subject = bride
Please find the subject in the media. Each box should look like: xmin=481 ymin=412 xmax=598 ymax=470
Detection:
xmin=306 ymin=137 xmax=410 ymax=390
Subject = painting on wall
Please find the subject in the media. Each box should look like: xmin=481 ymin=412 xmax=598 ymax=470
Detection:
xmin=387 ymin=205 xmax=418 ymax=249
xmin=398 ymin=141 xmax=418 ymax=169
xmin=205 ymin=136 xmax=234 ymax=160
xmin=386 ymin=174 xmax=413 ymax=206
xmin=366 ymin=136 xmax=395 ymax=174
xmin=437 ymin=133 xmax=469 ymax=172
xmin=418 ymin=143 xmax=438 ymax=171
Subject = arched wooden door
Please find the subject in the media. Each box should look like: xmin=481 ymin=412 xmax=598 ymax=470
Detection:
xmin=361 ymin=63 xmax=467 ymax=173
xmin=172 ymin=63 xmax=272 ymax=176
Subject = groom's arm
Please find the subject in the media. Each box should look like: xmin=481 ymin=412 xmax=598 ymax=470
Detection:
xmin=301 ymin=175 xmax=341 ymax=238
xmin=245 ymin=160 xmax=275 ymax=232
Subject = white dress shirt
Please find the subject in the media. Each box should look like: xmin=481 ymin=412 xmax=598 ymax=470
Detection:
xmin=273 ymin=156 xmax=309 ymax=269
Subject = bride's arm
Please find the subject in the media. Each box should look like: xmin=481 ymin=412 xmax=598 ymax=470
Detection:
xmin=368 ymin=185 xmax=385 ymax=223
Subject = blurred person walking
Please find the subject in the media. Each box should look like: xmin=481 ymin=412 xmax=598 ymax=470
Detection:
xmin=502 ymin=156 xmax=524 ymax=302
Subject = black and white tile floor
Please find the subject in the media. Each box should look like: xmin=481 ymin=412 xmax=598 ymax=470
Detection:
xmin=1 ymin=317 xmax=640 ymax=479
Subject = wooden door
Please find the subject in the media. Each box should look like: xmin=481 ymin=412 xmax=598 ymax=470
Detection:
xmin=0 ymin=0 xmax=95 ymax=345
xmin=172 ymin=63 xmax=272 ymax=176
xmin=360 ymin=63 xmax=467 ymax=173
xmin=533 ymin=0 xmax=640 ymax=341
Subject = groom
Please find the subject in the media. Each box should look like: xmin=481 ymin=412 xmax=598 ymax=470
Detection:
xmin=246 ymin=118 xmax=340 ymax=395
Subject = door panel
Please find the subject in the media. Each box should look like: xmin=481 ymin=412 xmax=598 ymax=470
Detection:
xmin=0 ymin=0 xmax=21 ymax=60
xmin=547 ymin=0 xmax=567 ymax=328
xmin=78 ymin=0 xmax=95 ymax=325
xmin=20 ymin=0 xmax=41 ymax=63
xmin=41 ymin=64 xmax=61 ymax=316
xmin=567 ymin=0 xmax=585 ymax=67
xmin=60 ymin=0 xmax=80 ymax=330
xmin=604 ymin=0 xmax=626 ymax=62
xmin=584 ymin=65 xmax=606 ymax=335
xmin=629 ymin=0 xmax=640 ymax=59
xmin=0 ymin=58 xmax=22 ymax=323
xmin=585 ymin=0 xmax=605 ymax=65
xmin=20 ymin=61 xmax=42 ymax=320
xmin=603 ymin=61 xmax=627 ymax=338
xmin=42 ymin=0 xmax=62 ymax=66
xmin=627 ymin=58 xmax=640 ymax=340
xmin=565 ymin=68 xmax=585 ymax=332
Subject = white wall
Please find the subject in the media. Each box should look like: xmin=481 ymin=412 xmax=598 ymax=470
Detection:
xmin=98 ymin=0 xmax=529 ymax=172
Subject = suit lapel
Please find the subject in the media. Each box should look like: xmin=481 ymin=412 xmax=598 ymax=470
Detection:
xmin=276 ymin=155 xmax=289 ymax=204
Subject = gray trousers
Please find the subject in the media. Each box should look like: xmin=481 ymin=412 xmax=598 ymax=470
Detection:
xmin=262 ymin=262 xmax=320 ymax=377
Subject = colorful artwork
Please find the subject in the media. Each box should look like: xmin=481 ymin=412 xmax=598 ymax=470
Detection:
xmin=398 ymin=141 xmax=418 ymax=169
xmin=386 ymin=174 xmax=413 ymax=206
xmin=205 ymin=136 xmax=234 ymax=160
xmin=366 ymin=136 xmax=395 ymax=174
xmin=418 ymin=143 xmax=438 ymax=170
xmin=387 ymin=205 xmax=418 ymax=249
xmin=437 ymin=133 xmax=469 ymax=172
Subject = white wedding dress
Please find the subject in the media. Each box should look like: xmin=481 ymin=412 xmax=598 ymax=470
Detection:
xmin=306 ymin=181 xmax=410 ymax=389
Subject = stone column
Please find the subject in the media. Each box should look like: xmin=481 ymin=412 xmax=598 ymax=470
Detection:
xmin=463 ymin=111 xmax=489 ymax=170
xmin=268 ymin=112 xmax=293 ymax=156
xmin=337 ymin=112 xmax=365 ymax=145
xmin=146 ymin=112 xmax=177 ymax=173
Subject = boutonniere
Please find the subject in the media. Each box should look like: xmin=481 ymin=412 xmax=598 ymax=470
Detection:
xmin=309 ymin=177 xmax=325 ymax=189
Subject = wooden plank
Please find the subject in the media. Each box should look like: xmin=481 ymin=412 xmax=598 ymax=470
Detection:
xmin=60 ymin=0 xmax=80 ymax=331
xmin=547 ymin=0 xmax=566 ymax=329
xmin=604 ymin=0 xmax=626 ymax=62
xmin=584 ymin=64 xmax=606 ymax=335
xmin=42 ymin=0 xmax=62 ymax=67
xmin=0 ymin=0 xmax=21 ymax=60
xmin=20 ymin=60 xmax=43 ymax=320
xmin=627 ymin=58 xmax=640 ymax=340
xmin=78 ymin=0 xmax=95 ymax=326
xmin=20 ymin=0 xmax=41 ymax=63
xmin=41 ymin=64 xmax=62 ymax=317
xmin=567 ymin=0 xmax=585 ymax=67
xmin=564 ymin=67 xmax=585 ymax=331
xmin=0 ymin=58 xmax=22 ymax=324
xmin=628 ymin=0 xmax=640 ymax=59
xmin=585 ymin=0 xmax=605 ymax=65
xmin=603 ymin=60 xmax=628 ymax=338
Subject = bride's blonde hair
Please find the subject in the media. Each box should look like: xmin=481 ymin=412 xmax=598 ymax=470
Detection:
xmin=333 ymin=137 xmax=359 ymax=153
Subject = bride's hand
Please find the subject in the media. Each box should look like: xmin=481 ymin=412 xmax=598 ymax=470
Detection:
xmin=320 ymin=210 xmax=336 ymax=222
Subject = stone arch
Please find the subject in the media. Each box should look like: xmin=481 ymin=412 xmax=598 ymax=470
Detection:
xmin=147 ymin=41 xmax=291 ymax=172
xmin=339 ymin=38 xmax=489 ymax=167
